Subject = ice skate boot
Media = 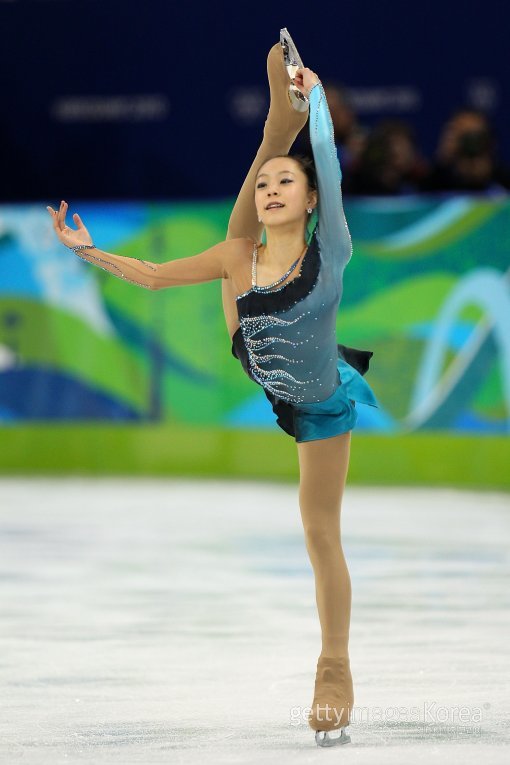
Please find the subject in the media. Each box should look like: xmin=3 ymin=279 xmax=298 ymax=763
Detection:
xmin=279 ymin=27 xmax=309 ymax=112
xmin=264 ymin=37 xmax=309 ymax=145
xmin=308 ymin=655 xmax=354 ymax=747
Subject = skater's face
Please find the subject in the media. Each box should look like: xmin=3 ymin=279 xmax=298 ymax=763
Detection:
xmin=255 ymin=157 xmax=316 ymax=229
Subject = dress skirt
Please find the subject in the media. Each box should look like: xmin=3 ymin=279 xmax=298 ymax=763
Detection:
xmin=292 ymin=349 xmax=379 ymax=442
xmin=260 ymin=343 xmax=379 ymax=442
xmin=231 ymin=329 xmax=379 ymax=442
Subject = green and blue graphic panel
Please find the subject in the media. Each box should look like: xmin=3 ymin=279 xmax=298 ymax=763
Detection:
xmin=1 ymin=196 xmax=509 ymax=435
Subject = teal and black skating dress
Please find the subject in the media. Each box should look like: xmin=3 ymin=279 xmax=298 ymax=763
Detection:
xmin=231 ymin=81 xmax=379 ymax=442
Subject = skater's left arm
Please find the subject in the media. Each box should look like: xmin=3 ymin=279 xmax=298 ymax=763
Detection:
xmin=46 ymin=202 xmax=252 ymax=289
xmin=71 ymin=239 xmax=248 ymax=290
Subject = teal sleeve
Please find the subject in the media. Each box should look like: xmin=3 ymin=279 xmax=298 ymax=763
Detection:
xmin=308 ymin=81 xmax=353 ymax=275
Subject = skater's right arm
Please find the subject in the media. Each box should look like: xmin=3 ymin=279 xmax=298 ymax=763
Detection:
xmin=47 ymin=202 xmax=252 ymax=290
xmin=293 ymin=69 xmax=353 ymax=277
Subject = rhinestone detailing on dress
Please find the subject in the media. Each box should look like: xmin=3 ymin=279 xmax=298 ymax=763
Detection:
xmin=235 ymin=228 xmax=336 ymax=404
xmin=73 ymin=249 xmax=157 ymax=290
xmin=238 ymin=313 xmax=319 ymax=402
xmin=251 ymin=242 xmax=303 ymax=292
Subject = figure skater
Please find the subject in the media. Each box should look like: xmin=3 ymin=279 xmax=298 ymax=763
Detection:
xmin=46 ymin=30 xmax=379 ymax=748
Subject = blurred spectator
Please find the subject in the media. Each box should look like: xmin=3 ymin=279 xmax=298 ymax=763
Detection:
xmin=322 ymin=82 xmax=368 ymax=175
xmin=292 ymin=82 xmax=368 ymax=183
xmin=344 ymin=120 xmax=429 ymax=195
xmin=420 ymin=108 xmax=510 ymax=193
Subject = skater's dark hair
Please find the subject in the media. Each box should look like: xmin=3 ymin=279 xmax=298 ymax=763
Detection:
xmin=256 ymin=153 xmax=318 ymax=193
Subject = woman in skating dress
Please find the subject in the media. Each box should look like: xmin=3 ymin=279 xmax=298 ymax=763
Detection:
xmin=47 ymin=32 xmax=379 ymax=748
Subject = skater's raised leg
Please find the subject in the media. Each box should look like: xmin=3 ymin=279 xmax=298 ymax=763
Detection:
xmin=226 ymin=42 xmax=309 ymax=243
xmin=222 ymin=42 xmax=309 ymax=334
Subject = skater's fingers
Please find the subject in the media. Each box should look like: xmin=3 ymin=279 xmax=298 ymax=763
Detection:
xmin=56 ymin=200 xmax=65 ymax=231
xmin=46 ymin=206 xmax=58 ymax=226
xmin=60 ymin=200 xmax=69 ymax=231
xmin=73 ymin=212 xmax=84 ymax=229
xmin=49 ymin=204 xmax=64 ymax=232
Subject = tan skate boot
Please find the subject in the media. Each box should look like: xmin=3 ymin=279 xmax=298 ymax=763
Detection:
xmin=308 ymin=655 xmax=354 ymax=747
xmin=263 ymin=41 xmax=309 ymax=147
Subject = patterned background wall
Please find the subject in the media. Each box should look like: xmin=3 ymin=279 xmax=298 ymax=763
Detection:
xmin=1 ymin=195 xmax=509 ymax=435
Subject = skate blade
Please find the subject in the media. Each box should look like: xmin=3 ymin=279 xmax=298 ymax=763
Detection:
xmin=315 ymin=728 xmax=351 ymax=747
xmin=279 ymin=27 xmax=309 ymax=113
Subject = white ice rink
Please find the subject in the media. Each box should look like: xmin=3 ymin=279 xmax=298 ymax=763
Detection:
xmin=1 ymin=478 xmax=509 ymax=764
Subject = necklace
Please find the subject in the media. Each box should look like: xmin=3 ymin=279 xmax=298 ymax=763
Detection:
xmin=251 ymin=243 xmax=307 ymax=292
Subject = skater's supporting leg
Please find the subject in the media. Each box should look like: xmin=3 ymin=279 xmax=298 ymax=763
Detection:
xmin=297 ymin=432 xmax=352 ymax=659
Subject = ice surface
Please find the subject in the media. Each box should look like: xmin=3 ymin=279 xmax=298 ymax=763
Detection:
xmin=0 ymin=478 xmax=509 ymax=763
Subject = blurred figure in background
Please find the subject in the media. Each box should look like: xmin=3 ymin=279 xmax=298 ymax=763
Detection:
xmin=345 ymin=119 xmax=429 ymax=195
xmin=421 ymin=108 xmax=510 ymax=193
xmin=293 ymin=82 xmax=368 ymax=186
xmin=322 ymin=82 xmax=368 ymax=176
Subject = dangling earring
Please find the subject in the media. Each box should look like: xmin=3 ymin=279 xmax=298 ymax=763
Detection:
xmin=306 ymin=208 xmax=313 ymax=214
xmin=258 ymin=216 xmax=262 ymax=222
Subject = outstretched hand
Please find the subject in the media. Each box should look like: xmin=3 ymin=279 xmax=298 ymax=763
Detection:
xmin=292 ymin=67 xmax=320 ymax=98
xmin=46 ymin=200 xmax=93 ymax=249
